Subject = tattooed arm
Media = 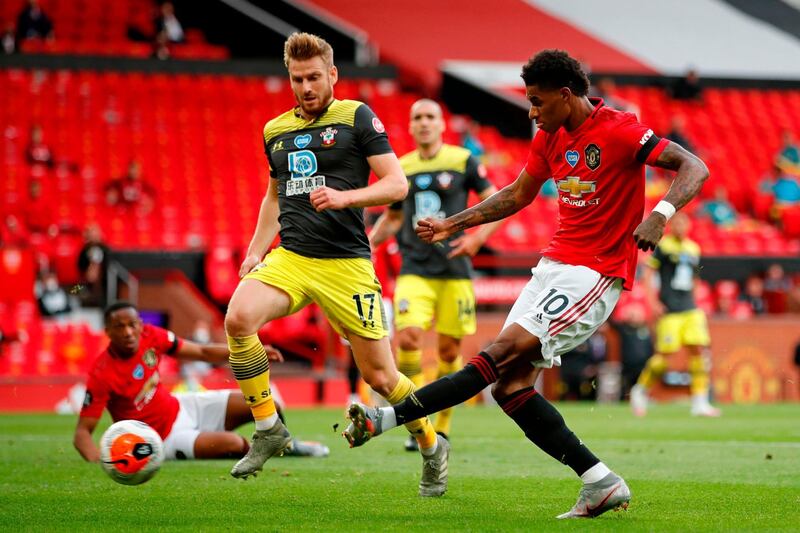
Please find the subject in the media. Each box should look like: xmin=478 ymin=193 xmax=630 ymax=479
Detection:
xmin=633 ymin=141 xmax=709 ymax=251
xmin=416 ymin=169 xmax=542 ymax=243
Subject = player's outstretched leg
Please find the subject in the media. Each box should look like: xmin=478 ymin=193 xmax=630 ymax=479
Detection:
xmin=495 ymin=385 xmax=631 ymax=519
xmin=343 ymin=351 xmax=499 ymax=446
xmin=230 ymin=419 xmax=292 ymax=478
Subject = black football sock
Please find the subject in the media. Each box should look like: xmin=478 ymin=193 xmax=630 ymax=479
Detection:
xmin=393 ymin=352 xmax=498 ymax=425
xmin=499 ymin=387 xmax=600 ymax=476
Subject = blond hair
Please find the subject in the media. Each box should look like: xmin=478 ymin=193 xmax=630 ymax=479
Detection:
xmin=283 ymin=32 xmax=334 ymax=68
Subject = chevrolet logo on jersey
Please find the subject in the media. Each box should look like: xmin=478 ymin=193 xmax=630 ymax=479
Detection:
xmin=557 ymin=176 xmax=596 ymax=198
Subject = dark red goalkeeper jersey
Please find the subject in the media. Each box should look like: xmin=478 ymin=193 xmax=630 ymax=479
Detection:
xmin=525 ymin=99 xmax=668 ymax=289
xmin=80 ymin=325 xmax=183 ymax=439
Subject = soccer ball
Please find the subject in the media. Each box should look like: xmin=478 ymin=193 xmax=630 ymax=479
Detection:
xmin=100 ymin=420 xmax=164 ymax=485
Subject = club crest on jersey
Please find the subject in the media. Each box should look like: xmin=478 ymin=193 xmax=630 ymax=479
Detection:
xmin=320 ymin=127 xmax=338 ymax=147
xmin=437 ymin=172 xmax=454 ymax=189
xmin=398 ymin=298 xmax=409 ymax=314
xmin=565 ymin=150 xmax=580 ymax=167
xmin=293 ymin=134 xmax=312 ymax=149
xmin=416 ymin=174 xmax=433 ymax=189
xmin=132 ymin=364 xmax=145 ymax=380
xmin=585 ymin=144 xmax=601 ymax=171
xmin=143 ymin=349 xmax=157 ymax=369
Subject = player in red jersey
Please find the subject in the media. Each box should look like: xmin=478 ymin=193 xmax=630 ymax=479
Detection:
xmin=74 ymin=302 xmax=328 ymax=462
xmin=344 ymin=50 xmax=709 ymax=518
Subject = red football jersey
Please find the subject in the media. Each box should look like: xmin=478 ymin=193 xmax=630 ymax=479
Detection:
xmin=80 ymin=324 xmax=183 ymax=439
xmin=525 ymin=99 xmax=668 ymax=289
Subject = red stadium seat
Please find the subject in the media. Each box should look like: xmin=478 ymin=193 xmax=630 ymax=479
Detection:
xmin=204 ymin=247 xmax=239 ymax=305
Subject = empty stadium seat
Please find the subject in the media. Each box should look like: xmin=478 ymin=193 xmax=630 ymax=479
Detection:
xmin=205 ymin=246 xmax=239 ymax=305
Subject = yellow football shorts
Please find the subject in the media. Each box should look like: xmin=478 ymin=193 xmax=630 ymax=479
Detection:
xmin=393 ymin=274 xmax=476 ymax=338
xmin=244 ymin=247 xmax=388 ymax=340
xmin=655 ymin=308 xmax=710 ymax=354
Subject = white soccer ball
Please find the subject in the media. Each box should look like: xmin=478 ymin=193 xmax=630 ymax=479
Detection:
xmin=100 ymin=420 xmax=164 ymax=485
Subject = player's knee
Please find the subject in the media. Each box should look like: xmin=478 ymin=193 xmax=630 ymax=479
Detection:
xmin=397 ymin=328 xmax=422 ymax=351
xmin=491 ymin=380 xmax=520 ymax=402
xmin=649 ymin=354 xmax=668 ymax=374
xmin=483 ymin=338 xmax=516 ymax=367
xmin=362 ymin=370 xmax=393 ymax=397
xmin=438 ymin=341 xmax=460 ymax=363
xmin=688 ymin=352 xmax=710 ymax=374
xmin=224 ymin=306 xmax=259 ymax=338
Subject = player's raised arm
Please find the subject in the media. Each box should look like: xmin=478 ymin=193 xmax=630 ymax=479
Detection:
xmin=447 ymin=184 xmax=504 ymax=258
xmin=73 ymin=415 xmax=101 ymax=462
xmin=633 ymin=141 xmax=709 ymax=251
xmin=416 ymin=168 xmax=542 ymax=244
xmin=240 ymin=178 xmax=281 ymax=277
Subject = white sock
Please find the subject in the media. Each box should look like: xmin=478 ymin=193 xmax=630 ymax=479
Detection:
xmin=692 ymin=393 xmax=709 ymax=409
xmin=580 ymin=462 xmax=611 ymax=484
xmin=378 ymin=407 xmax=397 ymax=430
xmin=420 ymin=439 xmax=439 ymax=456
xmin=255 ymin=413 xmax=279 ymax=431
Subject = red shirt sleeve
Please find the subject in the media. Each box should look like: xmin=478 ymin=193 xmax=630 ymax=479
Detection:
xmin=615 ymin=114 xmax=669 ymax=165
xmin=148 ymin=325 xmax=183 ymax=356
xmin=524 ymin=131 xmax=551 ymax=184
xmin=80 ymin=366 xmax=110 ymax=419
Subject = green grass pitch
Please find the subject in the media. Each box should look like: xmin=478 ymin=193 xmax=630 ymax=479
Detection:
xmin=1 ymin=403 xmax=799 ymax=532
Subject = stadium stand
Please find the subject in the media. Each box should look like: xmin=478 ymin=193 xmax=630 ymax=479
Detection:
xmin=2 ymin=0 xmax=800 ymax=410
xmin=0 ymin=0 xmax=228 ymax=59
xmin=3 ymin=69 xmax=800 ymax=258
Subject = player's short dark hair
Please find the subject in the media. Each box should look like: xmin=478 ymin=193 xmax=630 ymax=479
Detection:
xmin=103 ymin=301 xmax=137 ymax=324
xmin=520 ymin=49 xmax=590 ymax=97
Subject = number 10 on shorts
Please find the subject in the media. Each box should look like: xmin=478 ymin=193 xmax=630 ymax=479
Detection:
xmin=352 ymin=293 xmax=377 ymax=328
xmin=538 ymin=288 xmax=569 ymax=315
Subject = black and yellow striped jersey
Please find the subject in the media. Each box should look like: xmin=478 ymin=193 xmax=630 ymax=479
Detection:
xmin=647 ymin=235 xmax=701 ymax=313
xmin=391 ymin=144 xmax=491 ymax=279
xmin=263 ymin=99 xmax=393 ymax=259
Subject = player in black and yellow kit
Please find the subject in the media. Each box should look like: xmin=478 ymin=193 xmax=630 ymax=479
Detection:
xmin=224 ymin=33 xmax=448 ymax=496
xmin=630 ymin=212 xmax=720 ymax=417
xmin=370 ymin=99 xmax=501 ymax=451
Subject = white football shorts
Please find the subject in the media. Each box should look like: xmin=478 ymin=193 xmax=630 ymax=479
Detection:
xmin=163 ymin=389 xmax=232 ymax=460
xmin=504 ymin=258 xmax=623 ymax=368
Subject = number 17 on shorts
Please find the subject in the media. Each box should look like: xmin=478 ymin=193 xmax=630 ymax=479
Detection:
xmin=352 ymin=293 xmax=381 ymax=329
